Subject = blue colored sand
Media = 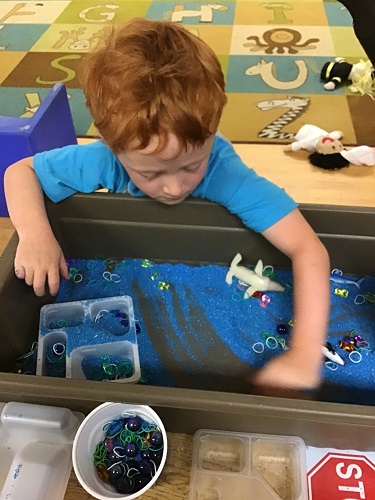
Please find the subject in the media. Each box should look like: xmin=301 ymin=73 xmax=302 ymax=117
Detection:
xmin=54 ymin=258 xmax=375 ymax=404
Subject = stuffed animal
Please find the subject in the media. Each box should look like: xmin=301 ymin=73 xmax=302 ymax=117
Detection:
xmin=284 ymin=124 xmax=375 ymax=170
xmin=321 ymin=57 xmax=374 ymax=96
xmin=284 ymin=124 xmax=344 ymax=153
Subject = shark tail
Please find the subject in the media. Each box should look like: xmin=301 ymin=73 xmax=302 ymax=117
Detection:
xmin=231 ymin=253 xmax=242 ymax=267
xmin=225 ymin=270 xmax=233 ymax=285
xmin=355 ymin=277 xmax=365 ymax=290
xmin=226 ymin=253 xmax=243 ymax=285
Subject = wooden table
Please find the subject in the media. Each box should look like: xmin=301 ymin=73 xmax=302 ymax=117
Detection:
xmin=66 ymin=433 xmax=193 ymax=499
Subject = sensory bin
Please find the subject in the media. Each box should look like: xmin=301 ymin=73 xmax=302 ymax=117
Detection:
xmin=2 ymin=198 xmax=375 ymax=454
xmin=189 ymin=429 xmax=307 ymax=500
xmin=36 ymin=295 xmax=140 ymax=383
xmin=50 ymin=256 xmax=375 ymax=404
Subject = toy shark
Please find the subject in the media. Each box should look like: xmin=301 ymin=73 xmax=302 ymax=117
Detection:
xmin=329 ymin=273 xmax=365 ymax=289
xmin=322 ymin=342 xmax=345 ymax=366
xmin=226 ymin=254 xmax=285 ymax=298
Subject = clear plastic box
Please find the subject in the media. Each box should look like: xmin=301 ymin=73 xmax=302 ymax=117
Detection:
xmin=36 ymin=295 xmax=141 ymax=383
xmin=0 ymin=401 xmax=84 ymax=500
xmin=189 ymin=429 xmax=307 ymax=500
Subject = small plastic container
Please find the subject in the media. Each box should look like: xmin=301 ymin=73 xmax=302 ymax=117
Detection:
xmin=0 ymin=401 xmax=84 ymax=500
xmin=189 ymin=429 xmax=307 ymax=500
xmin=36 ymin=295 xmax=140 ymax=383
xmin=72 ymin=402 xmax=168 ymax=500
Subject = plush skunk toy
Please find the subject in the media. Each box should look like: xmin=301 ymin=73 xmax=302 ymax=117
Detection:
xmin=284 ymin=124 xmax=375 ymax=170
xmin=321 ymin=57 xmax=374 ymax=96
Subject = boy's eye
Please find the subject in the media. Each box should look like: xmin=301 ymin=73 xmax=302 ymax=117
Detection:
xmin=140 ymin=172 xmax=159 ymax=180
xmin=184 ymin=163 xmax=200 ymax=172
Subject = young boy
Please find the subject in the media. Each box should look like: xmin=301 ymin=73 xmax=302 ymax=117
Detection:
xmin=4 ymin=18 xmax=330 ymax=391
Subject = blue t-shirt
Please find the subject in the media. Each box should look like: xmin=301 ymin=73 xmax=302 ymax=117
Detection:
xmin=33 ymin=135 xmax=297 ymax=233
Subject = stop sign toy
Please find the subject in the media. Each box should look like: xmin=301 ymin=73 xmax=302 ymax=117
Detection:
xmin=307 ymin=452 xmax=375 ymax=499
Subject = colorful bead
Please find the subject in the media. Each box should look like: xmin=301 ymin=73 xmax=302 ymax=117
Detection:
xmin=127 ymin=416 xmax=142 ymax=432
xmin=106 ymin=260 xmax=118 ymax=272
xmin=260 ymin=294 xmax=271 ymax=308
xmin=114 ymin=476 xmax=134 ymax=494
xmin=158 ymin=281 xmax=170 ymax=291
xmin=108 ymin=463 xmax=125 ymax=481
xmin=339 ymin=338 xmax=355 ymax=352
xmin=141 ymin=259 xmax=154 ymax=268
xmin=124 ymin=443 xmax=137 ymax=457
xmin=96 ymin=464 xmax=109 ymax=482
xmin=141 ymin=450 xmax=151 ymax=460
xmin=138 ymin=460 xmax=153 ymax=476
xmin=52 ymin=342 xmax=66 ymax=356
xmin=276 ymin=324 xmax=289 ymax=335
xmin=334 ymin=288 xmax=349 ymax=298
xmin=150 ymin=450 xmax=163 ymax=466
xmin=133 ymin=474 xmax=151 ymax=492
xmin=150 ymin=431 xmax=163 ymax=447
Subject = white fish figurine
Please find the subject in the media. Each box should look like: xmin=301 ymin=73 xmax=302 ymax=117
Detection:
xmin=322 ymin=342 xmax=345 ymax=366
xmin=226 ymin=254 xmax=285 ymax=298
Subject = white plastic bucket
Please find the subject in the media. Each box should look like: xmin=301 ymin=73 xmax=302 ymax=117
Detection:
xmin=72 ymin=402 xmax=167 ymax=499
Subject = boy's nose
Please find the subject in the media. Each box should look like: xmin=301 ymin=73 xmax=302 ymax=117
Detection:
xmin=162 ymin=177 xmax=183 ymax=197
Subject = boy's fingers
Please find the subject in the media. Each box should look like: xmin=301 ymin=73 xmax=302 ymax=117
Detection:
xmin=59 ymin=257 xmax=70 ymax=281
xmin=24 ymin=269 xmax=35 ymax=287
xmin=32 ymin=271 xmax=47 ymax=297
xmin=14 ymin=265 xmax=25 ymax=279
xmin=48 ymin=268 xmax=60 ymax=296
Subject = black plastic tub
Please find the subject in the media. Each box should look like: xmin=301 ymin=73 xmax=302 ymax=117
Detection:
xmin=1 ymin=194 xmax=375 ymax=450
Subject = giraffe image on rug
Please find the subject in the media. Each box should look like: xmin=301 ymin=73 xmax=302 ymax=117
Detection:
xmin=53 ymin=27 xmax=108 ymax=51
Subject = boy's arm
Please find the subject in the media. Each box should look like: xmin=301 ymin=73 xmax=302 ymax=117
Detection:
xmin=253 ymin=208 xmax=330 ymax=389
xmin=4 ymin=158 xmax=69 ymax=296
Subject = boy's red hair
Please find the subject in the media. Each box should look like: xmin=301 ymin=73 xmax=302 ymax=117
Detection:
xmin=81 ymin=18 xmax=227 ymax=154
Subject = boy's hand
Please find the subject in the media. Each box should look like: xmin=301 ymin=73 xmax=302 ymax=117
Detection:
xmin=251 ymin=349 xmax=322 ymax=390
xmin=14 ymin=233 xmax=70 ymax=296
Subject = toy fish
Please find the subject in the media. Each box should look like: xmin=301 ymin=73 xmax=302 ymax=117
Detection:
xmin=226 ymin=254 xmax=285 ymax=299
xmin=322 ymin=342 xmax=345 ymax=366
xmin=329 ymin=273 xmax=365 ymax=289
